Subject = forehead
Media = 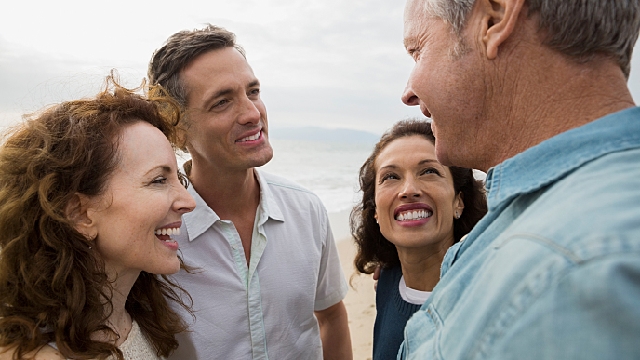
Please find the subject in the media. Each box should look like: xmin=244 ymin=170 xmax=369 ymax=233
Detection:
xmin=181 ymin=47 xmax=256 ymax=99
xmin=116 ymin=122 xmax=173 ymax=172
xmin=403 ymin=0 xmax=432 ymax=46
xmin=376 ymin=135 xmax=437 ymax=169
xmin=180 ymin=47 xmax=258 ymax=108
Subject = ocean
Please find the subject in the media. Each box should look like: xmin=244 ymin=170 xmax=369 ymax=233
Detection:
xmin=262 ymin=138 xmax=374 ymax=214
xmin=177 ymin=137 xmax=376 ymax=240
xmin=177 ymin=138 xmax=374 ymax=214
xmin=1 ymin=113 xmax=378 ymax=240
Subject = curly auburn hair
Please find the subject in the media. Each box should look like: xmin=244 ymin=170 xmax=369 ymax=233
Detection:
xmin=0 ymin=74 xmax=192 ymax=360
xmin=351 ymin=119 xmax=487 ymax=274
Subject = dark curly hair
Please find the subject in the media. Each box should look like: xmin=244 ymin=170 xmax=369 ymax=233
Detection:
xmin=351 ymin=119 xmax=487 ymax=274
xmin=0 ymin=74 xmax=192 ymax=360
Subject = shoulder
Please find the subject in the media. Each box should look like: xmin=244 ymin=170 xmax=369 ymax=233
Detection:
xmin=259 ymin=170 xmax=317 ymax=197
xmin=258 ymin=169 xmax=326 ymax=210
xmin=377 ymin=265 xmax=402 ymax=291
xmin=506 ymin=147 xmax=640 ymax=257
xmin=0 ymin=345 xmax=65 ymax=360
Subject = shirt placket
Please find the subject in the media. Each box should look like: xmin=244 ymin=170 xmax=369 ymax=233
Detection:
xmin=220 ymin=211 xmax=270 ymax=359
xmin=247 ymin=215 xmax=268 ymax=359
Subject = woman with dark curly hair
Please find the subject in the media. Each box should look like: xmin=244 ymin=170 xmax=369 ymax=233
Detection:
xmin=0 ymin=76 xmax=196 ymax=360
xmin=351 ymin=119 xmax=487 ymax=360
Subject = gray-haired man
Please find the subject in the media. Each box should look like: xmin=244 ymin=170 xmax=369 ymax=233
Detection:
xmin=400 ymin=0 xmax=640 ymax=358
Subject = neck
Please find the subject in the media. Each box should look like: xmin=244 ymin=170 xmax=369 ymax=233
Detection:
xmin=395 ymin=239 xmax=452 ymax=291
xmin=95 ymin=270 xmax=138 ymax=346
xmin=189 ymin=160 xmax=261 ymax=219
xmin=478 ymin=50 xmax=635 ymax=171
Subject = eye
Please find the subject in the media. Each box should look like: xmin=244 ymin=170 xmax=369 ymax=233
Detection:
xmin=407 ymin=48 xmax=420 ymax=61
xmin=151 ymin=176 xmax=168 ymax=185
xmin=248 ymin=88 xmax=260 ymax=97
xmin=379 ymin=172 xmax=399 ymax=184
xmin=420 ymin=167 xmax=441 ymax=176
xmin=211 ymin=98 xmax=229 ymax=110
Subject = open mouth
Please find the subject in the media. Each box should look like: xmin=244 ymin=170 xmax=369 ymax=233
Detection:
xmin=155 ymin=227 xmax=181 ymax=236
xmin=237 ymin=131 xmax=261 ymax=142
xmin=420 ymin=103 xmax=432 ymax=118
xmin=155 ymin=227 xmax=180 ymax=245
xmin=395 ymin=209 xmax=433 ymax=221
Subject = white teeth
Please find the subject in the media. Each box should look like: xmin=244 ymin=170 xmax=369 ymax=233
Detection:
xmin=155 ymin=227 xmax=181 ymax=236
xmin=395 ymin=210 xmax=433 ymax=221
xmin=240 ymin=132 xmax=260 ymax=142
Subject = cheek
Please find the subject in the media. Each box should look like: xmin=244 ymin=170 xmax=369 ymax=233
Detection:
xmin=411 ymin=61 xmax=434 ymax=95
xmin=373 ymin=189 xmax=387 ymax=213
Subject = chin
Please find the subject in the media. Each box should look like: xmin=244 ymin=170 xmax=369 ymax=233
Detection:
xmin=152 ymin=260 xmax=182 ymax=275
xmin=253 ymin=148 xmax=274 ymax=167
xmin=434 ymin=143 xmax=454 ymax=167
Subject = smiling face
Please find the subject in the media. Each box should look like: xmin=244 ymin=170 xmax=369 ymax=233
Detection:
xmin=374 ymin=135 xmax=463 ymax=252
xmin=401 ymin=0 xmax=491 ymax=169
xmin=180 ymin=47 xmax=273 ymax=174
xmin=86 ymin=122 xmax=195 ymax=281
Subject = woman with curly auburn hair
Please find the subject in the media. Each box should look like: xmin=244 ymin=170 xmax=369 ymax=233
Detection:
xmin=0 ymin=75 xmax=196 ymax=360
xmin=350 ymin=119 xmax=487 ymax=360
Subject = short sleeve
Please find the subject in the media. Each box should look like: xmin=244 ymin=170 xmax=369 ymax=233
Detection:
xmin=313 ymin=205 xmax=348 ymax=311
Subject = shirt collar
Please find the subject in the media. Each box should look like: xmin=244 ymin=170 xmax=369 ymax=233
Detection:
xmin=254 ymin=168 xmax=285 ymax=223
xmin=183 ymin=168 xmax=285 ymax=241
xmin=485 ymin=106 xmax=640 ymax=210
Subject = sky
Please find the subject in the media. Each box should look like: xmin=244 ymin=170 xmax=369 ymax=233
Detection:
xmin=1 ymin=0 xmax=639 ymax=135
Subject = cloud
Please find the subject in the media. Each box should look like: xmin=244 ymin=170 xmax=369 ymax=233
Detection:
xmin=1 ymin=1 xmax=639 ymax=134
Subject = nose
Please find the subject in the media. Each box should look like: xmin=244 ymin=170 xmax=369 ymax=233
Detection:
xmin=398 ymin=177 xmax=421 ymax=199
xmin=402 ymin=82 xmax=420 ymax=106
xmin=238 ymin=96 xmax=262 ymax=125
xmin=174 ymin=184 xmax=196 ymax=214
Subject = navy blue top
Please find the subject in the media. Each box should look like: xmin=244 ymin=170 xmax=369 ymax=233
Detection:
xmin=373 ymin=265 xmax=422 ymax=360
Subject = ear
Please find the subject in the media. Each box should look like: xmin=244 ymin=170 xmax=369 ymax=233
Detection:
xmin=374 ymin=211 xmax=379 ymax=224
xmin=478 ymin=0 xmax=526 ymax=59
xmin=65 ymin=193 xmax=98 ymax=240
xmin=454 ymin=192 xmax=465 ymax=218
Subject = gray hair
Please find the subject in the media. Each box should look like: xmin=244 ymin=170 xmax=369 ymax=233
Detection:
xmin=421 ymin=0 xmax=640 ymax=78
xmin=148 ymin=24 xmax=246 ymax=108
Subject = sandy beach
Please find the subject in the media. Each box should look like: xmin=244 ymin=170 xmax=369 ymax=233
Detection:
xmin=338 ymin=237 xmax=376 ymax=360
xmin=329 ymin=209 xmax=377 ymax=360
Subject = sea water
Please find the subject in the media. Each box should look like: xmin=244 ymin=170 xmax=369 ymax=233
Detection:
xmin=177 ymin=138 xmax=373 ymax=240
xmin=262 ymin=139 xmax=374 ymax=214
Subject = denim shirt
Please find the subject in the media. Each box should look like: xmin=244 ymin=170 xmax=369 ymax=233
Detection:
xmin=399 ymin=107 xmax=640 ymax=360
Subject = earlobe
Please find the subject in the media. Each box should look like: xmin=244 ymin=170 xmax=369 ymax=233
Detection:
xmin=454 ymin=192 xmax=465 ymax=219
xmin=65 ymin=193 xmax=98 ymax=240
xmin=481 ymin=0 xmax=526 ymax=59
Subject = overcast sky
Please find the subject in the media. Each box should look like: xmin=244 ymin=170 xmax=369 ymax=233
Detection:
xmin=1 ymin=0 xmax=639 ymax=134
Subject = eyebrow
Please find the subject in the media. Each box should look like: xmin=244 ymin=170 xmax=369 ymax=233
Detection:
xmin=378 ymin=159 xmax=440 ymax=172
xmin=403 ymin=37 xmax=417 ymax=51
xmin=143 ymin=165 xmax=172 ymax=177
xmin=202 ymin=79 xmax=261 ymax=108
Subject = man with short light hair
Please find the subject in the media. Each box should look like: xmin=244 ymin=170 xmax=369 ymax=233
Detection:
xmin=400 ymin=0 xmax=640 ymax=358
xmin=149 ymin=25 xmax=352 ymax=360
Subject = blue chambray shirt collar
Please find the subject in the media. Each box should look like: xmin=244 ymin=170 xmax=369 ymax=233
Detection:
xmin=443 ymin=106 xmax=640 ymax=280
xmin=182 ymin=168 xmax=285 ymax=241
xmin=485 ymin=106 xmax=640 ymax=212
